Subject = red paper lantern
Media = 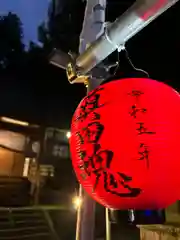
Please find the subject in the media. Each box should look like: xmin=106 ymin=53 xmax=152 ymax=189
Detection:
xmin=70 ymin=78 xmax=180 ymax=210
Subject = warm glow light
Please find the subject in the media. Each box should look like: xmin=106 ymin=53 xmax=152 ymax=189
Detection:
xmin=66 ymin=131 xmax=71 ymax=139
xmin=72 ymin=196 xmax=82 ymax=209
xmin=1 ymin=117 xmax=29 ymax=126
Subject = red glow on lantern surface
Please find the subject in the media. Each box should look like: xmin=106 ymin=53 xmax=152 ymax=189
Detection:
xmin=70 ymin=78 xmax=180 ymax=210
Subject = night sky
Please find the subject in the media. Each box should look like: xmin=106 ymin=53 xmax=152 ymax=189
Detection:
xmin=0 ymin=0 xmax=49 ymax=45
xmin=0 ymin=0 xmax=180 ymax=129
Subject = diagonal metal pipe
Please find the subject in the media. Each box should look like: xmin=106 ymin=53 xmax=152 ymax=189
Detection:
xmin=76 ymin=0 xmax=179 ymax=75
xmin=49 ymin=48 xmax=73 ymax=70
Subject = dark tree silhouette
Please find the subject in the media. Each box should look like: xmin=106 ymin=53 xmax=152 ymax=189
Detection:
xmin=0 ymin=12 xmax=25 ymax=73
xmin=38 ymin=0 xmax=85 ymax=53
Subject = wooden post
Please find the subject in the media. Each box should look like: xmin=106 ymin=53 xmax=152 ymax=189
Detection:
xmin=76 ymin=1 xmax=107 ymax=240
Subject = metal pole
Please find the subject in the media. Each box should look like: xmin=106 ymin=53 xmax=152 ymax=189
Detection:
xmin=76 ymin=185 xmax=83 ymax=240
xmin=34 ymin=144 xmax=41 ymax=205
xmin=76 ymin=1 xmax=107 ymax=240
xmin=79 ymin=191 xmax=96 ymax=240
xmin=106 ymin=208 xmax=111 ymax=240
xmin=76 ymin=0 xmax=179 ymax=75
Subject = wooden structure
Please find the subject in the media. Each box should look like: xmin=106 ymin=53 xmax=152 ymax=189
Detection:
xmin=139 ymin=201 xmax=180 ymax=239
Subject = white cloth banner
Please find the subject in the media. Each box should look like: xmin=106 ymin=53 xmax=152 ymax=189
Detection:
xmin=79 ymin=0 xmax=106 ymax=54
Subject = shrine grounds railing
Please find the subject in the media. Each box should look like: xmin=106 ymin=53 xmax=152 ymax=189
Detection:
xmin=0 ymin=205 xmax=68 ymax=240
